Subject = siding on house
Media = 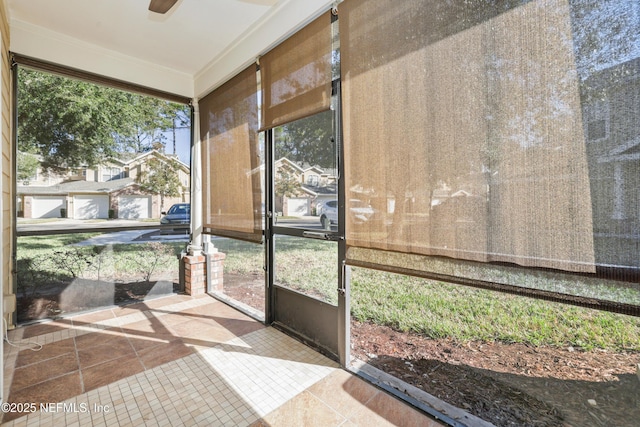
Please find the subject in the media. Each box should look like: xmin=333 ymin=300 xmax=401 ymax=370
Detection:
xmin=0 ymin=1 xmax=12 ymax=326
xmin=1 ymin=0 xmax=11 ymax=403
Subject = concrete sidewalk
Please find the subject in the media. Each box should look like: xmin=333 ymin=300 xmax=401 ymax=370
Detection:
xmin=71 ymin=230 xmax=156 ymax=246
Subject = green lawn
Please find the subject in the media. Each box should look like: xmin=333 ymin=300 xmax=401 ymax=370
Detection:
xmin=17 ymin=234 xmax=185 ymax=295
xmin=350 ymin=268 xmax=640 ymax=352
xmin=213 ymin=236 xmax=339 ymax=304
xmin=214 ymin=236 xmax=640 ymax=352
xmin=16 ymin=233 xmax=640 ymax=352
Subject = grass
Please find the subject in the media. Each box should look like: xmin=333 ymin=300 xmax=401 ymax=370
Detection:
xmin=211 ymin=238 xmax=263 ymax=275
xmin=350 ymin=268 xmax=640 ymax=352
xmin=274 ymin=237 xmax=338 ymax=304
xmin=212 ymin=236 xmax=338 ymax=304
xmin=213 ymin=236 xmax=640 ymax=351
xmin=18 ymin=233 xmax=101 ymax=251
xmin=17 ymin=234 xmax=185 ymax=291
xmin=16 ymin=233 xmax=640 ymax=352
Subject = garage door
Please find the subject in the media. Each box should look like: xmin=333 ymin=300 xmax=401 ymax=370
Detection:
xmin=74 ymin=195 xmax=110 ymax=219
xmin=118 ymin=195 xmax=151 ymax=219
xmin=31 ymin=196 xmax=66 ymax=218
xmin=286 ymin=198 xmax=309 ymax=216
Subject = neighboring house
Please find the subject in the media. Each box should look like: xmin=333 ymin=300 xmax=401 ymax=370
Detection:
xmin=583 ymin=57 xmax=640 ymax=234
xmin=581 ymin=57 xmax=640 ymax=268
xmin=273 ymin=157 xmax=337 ymax=216
xmin=17 ymin=149 xmax=190 ymax=220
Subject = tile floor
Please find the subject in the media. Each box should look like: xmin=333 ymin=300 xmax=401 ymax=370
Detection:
xmin=2 ymin=294 xmax=445 ymax=426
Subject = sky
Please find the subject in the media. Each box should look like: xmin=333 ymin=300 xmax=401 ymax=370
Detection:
xmin=162 ymin=126 xmax=191 ymax=166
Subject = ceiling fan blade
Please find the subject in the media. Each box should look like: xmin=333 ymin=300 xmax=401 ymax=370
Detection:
xmin=149 ymin=0 xmax=178 ymax=14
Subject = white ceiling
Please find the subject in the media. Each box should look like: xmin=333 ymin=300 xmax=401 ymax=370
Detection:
xmin=6 ymin=0 xmax=333 ymax=98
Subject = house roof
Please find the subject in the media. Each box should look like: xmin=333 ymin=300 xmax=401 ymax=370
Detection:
xmin=125 ymin=150 xmax=189 ymax=171
xmin=18 ymin=177 xmax=135 ymax=195
xmin=301 ymin=183 xmax=337 ymax=197
xmin=276 ymin=158 xmax=336 ymax=177
xmin=275 ymin=157 xmax=305 ymax=173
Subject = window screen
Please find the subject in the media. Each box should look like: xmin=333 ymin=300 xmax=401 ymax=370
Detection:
xmin=340 ymin=0 xmax=640 ymax=312
xmin=200 ymin=65 xmax=262 ymax=243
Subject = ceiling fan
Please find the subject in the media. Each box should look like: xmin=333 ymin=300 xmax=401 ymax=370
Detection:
xmin=148 ymin=0 xmax=178 ymax=14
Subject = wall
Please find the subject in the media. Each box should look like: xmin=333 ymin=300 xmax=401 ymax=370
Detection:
xmin=194 ymin=0 xmax=333 ymax=98
xmin=10 ymin=19 xmax=194 ymax=98
xmin=0 ymin=0 xmax=10 ymax=403
xmin=1 ymin=0 xmax=11 ymax=308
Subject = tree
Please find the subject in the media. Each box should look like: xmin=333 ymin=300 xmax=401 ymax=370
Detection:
xmin=274 ymin=169 xmax=302 ymax=198
xmin=17 ymin=68 xmax=190 ymax=171
xmin=135 ymin=156 xmax=183 ymax=214
xmin=274 ymin=110 xmax=335 ymax=169
xmin=16 ymin=152 xmax=40 ymax=184
xmin=169 ymin=106 xmax=191 ymax=156
xmin=274 ymin=168 xmax=303 ymax=215
xmin=18 ymin=69 xmax=120 ymax=170
xmin=114 ymin=94 xmax=190 ymax=154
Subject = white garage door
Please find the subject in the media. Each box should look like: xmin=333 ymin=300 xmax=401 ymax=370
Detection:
xmin=118 ymin=195 xmax=151 ymax=219
xmin=286 ymin=198 xmax=309 ymax=216
xmin=74 ymin=195 xmax=110 ymax=219
xmin=31 ymin=196 xmax=66 ymax=218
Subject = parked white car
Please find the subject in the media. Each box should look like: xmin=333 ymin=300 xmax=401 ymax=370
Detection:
xmin=319 ymin=199 xmax=377 ymax=230
xmin=319 ymin=200 xmax=338 ymax=230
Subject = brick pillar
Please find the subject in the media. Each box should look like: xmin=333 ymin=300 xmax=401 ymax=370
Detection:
xmin=182 ymin=252 xmax=226 ymax=295
xmin=183 ymin=255 xmax=207 ymax=296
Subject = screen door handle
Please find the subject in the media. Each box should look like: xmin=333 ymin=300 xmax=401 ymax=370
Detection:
xmin=302 ymin=231 xmax=343 ymax=241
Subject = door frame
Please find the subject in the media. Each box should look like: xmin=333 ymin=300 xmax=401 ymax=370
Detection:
xmin=263 ymin=80 xmax=349 ymax=364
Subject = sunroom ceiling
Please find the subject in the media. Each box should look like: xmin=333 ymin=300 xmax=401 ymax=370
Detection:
xmin=6 ymin=0 xmax=333 ymax=98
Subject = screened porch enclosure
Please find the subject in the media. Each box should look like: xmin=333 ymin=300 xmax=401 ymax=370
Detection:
xmin=6 ymin=0 xmax=640 ymax=425
xmin=196 ymin=1 xmax=639 ymax=424
xmin=201 ymin=0 xmax=640 ymax=324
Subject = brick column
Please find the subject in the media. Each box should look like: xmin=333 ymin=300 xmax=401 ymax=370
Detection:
xmin=182 ymin=252 xmax=226 ymax=295
xmin=183 ymin=255 xmax=206 ymax=295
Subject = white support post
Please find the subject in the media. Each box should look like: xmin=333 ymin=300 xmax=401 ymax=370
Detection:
xmin=189 ymin=98 xmax=203 ymax=256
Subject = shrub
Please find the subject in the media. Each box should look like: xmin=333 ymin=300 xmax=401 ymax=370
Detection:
xmin=16 ymin=257 xmax=51 ymax=297
xmin=50 ymin=247 xmax=96 ymax=279
xmin=129 ymin=242 xmax=175 ymax=283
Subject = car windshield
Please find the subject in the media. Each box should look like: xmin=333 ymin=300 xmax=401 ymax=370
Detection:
xmin=169 ymin=205 xmax=189 ymax=215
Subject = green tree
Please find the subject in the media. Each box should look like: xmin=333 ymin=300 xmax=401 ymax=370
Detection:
xmin=274 ymin=169 xmax=303 ymax=216
xmin=275 ymin=169 xmax=302 ymax=198
xmin=114 ymin=94 xmax=190 ymax=154
xmin=135 ymin=156 xmax=183 ymax=214
xmin=17 ymin=68 xmax=190 ymax=171
xmin=275 ymin=110 xmax=335 ymax=169
xmin=16 ymin=152 xmax=40 ymax=184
